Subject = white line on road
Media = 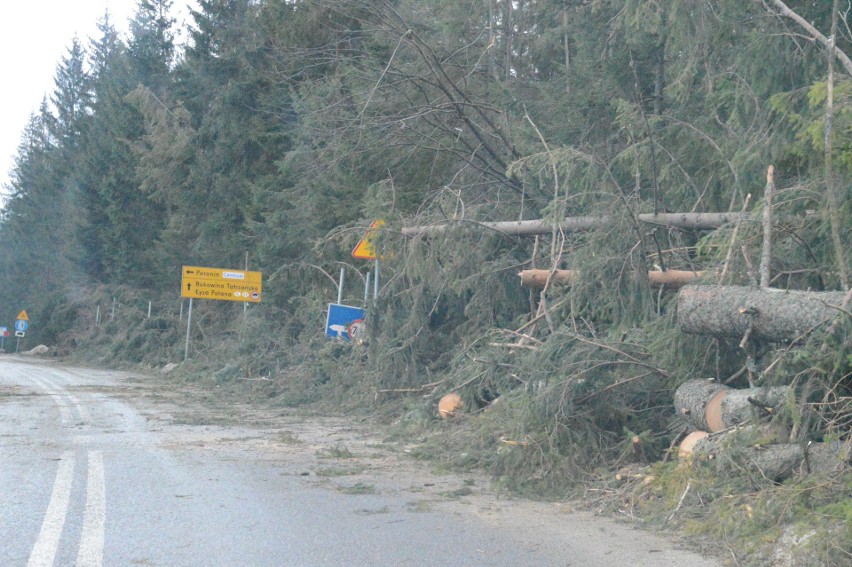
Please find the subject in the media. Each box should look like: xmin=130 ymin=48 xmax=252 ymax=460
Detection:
xmin=66 ymin=391 xmax=92 ymax=423
xmin=77 ymin=450 xmax=106 ymax=567
xmin=28 ymin=451 xmax=75 ymax=567
xmin=29 ymin=377 xmax=73 ymax=424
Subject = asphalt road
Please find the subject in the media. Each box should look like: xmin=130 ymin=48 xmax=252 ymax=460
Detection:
xmin=0 ymin=357 xmax=722 ymax=566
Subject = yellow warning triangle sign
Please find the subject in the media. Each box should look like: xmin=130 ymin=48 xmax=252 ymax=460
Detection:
xmin=17 ymin=310 xmax=29 ymax=321
xmin=352 ymin=220 xmax=385 ymax=260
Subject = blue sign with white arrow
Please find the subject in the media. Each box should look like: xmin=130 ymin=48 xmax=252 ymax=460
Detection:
xmin=325 ymin=303 xmax=365 ymax=341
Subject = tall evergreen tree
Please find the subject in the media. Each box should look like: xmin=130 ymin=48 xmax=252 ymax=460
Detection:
xmin=76 ymin=13 xmax=164 ymax=284
xmin=127 ymin=0 xmax=176 ymax=95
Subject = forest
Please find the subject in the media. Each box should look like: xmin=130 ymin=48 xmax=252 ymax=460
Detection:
xmin=0 ymin=1 xmax=850 ymax=564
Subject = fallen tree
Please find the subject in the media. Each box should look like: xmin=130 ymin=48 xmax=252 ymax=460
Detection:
xmin=677 ymin=285 xmax=848 ymax=342
xmin=519 ymin=269 xmax=702 ymax=289
xmin=679 ymin=426 xmax=851 ymax=481
xmin=674 ymin=380 xmax=789 ymax=432
xmin=401 ymin=212 xmax=752 ymax=237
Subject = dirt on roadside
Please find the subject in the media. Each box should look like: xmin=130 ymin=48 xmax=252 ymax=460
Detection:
xmin=81 ymin=367 xmax=725 ymax=567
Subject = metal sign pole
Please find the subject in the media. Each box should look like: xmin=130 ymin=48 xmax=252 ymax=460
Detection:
xmin=184 ymin=298 xmax=193 ymax=361
xmin=244 ymin=252 xmax=249 ymax=317
xmin=338 ymin=268 xmax=345 ymax=304
xmin=373 ymin=258 xmax=379 ymax=303
xmin=364 ymin=271 xmax=371 ymax=303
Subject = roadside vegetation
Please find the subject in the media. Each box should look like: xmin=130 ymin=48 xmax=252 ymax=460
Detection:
xmin=1 ymin=1 xmax=849 ymax=565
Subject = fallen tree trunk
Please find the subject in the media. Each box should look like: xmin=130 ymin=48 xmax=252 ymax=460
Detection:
xmin=402 ymin=212 xmax=752 ymax=237
xmin=674 ymin=380 xmax=789 ymax=432
xmin=679 ymin=427 xmax=851 ymax=481
xmin=519 ymin=269 xmax=702 ymax=289
xmin=688 ymin=435 xmax=805 ymax=482
xmin=677 ymin=285 xmax=848 ymax=342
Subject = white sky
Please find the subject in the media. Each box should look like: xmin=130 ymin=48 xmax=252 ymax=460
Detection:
xmin=0 ymin=0 xmax=194 ymax=192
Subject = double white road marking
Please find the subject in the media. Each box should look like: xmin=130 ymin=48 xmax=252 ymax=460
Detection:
xmin=27 ymin=377 xmax=106 ymax=567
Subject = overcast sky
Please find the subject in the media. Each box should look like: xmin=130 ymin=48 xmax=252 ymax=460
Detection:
xmin=0 ymin=0 xmax=193 ymax=193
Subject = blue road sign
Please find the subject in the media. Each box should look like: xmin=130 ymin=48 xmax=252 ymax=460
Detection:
xmin=14 ymin=320 xmax=28 ymax=332
xmin=325 ymin=303 xmax=365 ymax=341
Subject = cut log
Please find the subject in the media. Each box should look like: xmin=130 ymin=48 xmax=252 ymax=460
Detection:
xmin=677 ymin=431 xmax=709 ymax=459
xmin=698 ymin=440 xmax=804 ymax=482
xmin=677 ymin=285 xmax=848 ymax=342
xmin=679 ymin=427 xmax=851 ymax=481
xmin=402 ymin=212 xmax=753 ymax=237
xmin=674 ymin=380 xmax=789 ymax=432
xmin=438 ymin=393 xmax=463 ymax=418
xmin=806 ymin=441 xmax=852 ymax=475
xmin=519 ymin=269 xmax=702 ymax=289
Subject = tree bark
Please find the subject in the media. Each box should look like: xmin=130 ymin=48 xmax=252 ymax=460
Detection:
xmin=519 ymin=269 xmax=702 ymax=289
xmin=674 ymin=379 xmax=789 ymax=432
xmin=806 ymin=441 xmax=852 ymax=475
xmin=677 ymin=285 xmax=848 ymax=342
xmin=402 ymin=212 xmax=753 ymax=237
xmin=760 ymin=166 xmax=774 ymax=288
xmin=680 ymin=427 xmax=850 ymax=481
xmin=687 ymin=435 xmax=805 ymax=482
xmin=825 ymin=0 xmax=850 ymax=290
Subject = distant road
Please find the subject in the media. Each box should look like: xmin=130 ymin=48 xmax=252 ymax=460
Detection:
xmin=0 ymin=358 xmax=721 ymax=566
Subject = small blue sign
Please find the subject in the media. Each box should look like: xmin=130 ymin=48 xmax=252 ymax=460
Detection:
xmin=14 ymin=320 xmax=28 ymax=332
xmin=325 ymin=303 xmax=365 ymax=341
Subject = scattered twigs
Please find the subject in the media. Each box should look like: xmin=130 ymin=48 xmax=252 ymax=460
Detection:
xmin=498 ymin=328 xmax=544 ymax=344
xmin=665 ymin=480 xmax=692 ymax=524
xmin=719 ymin=193 xmax=752 ymax=284
xmin=375 ymin=378 xmax=447 ymax=398
xmin=741 ymin=246 xmax=758 ymax=287
xmin=763 ymin=0 xmax=852 ymax=78
xmin=499 ymin=436 xmax=531 ymax=447
xmin=487 ymin=342 xmax=539 ymax=351
xmin=577 ymin=371 xmax=655 ymax=403
xmin=663 ymin=427 xmax=690 ymax=463
xmin=513 ymin=298 xmax=569 ymax=336
xmin=724 ymin=364 xmax=749 ymax=385
xmin=470 ymin=357 xmax=516 ymax=369
xmin=377 ymin=387 xmax=432 ymax=394
xmin=814 ymin=290 xmax=852 ymax=319
xmin=567 ymin=334 xmax=670 ymax=378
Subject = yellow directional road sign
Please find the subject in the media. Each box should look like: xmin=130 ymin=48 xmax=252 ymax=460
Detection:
xmin=181 ymin=266 xmax=262 ymax=303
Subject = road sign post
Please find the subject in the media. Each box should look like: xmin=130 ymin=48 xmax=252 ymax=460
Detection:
xmin=184 ymin=298 xmax=193 ymax=361
xmin=14 ymin=312 xmax=29 ymax=354
xmin=181 ymin=266 xmax=263 ymax=303
xmin=352 ymin=220 xmax=384 ymax=305
xmin=180 ymin=266 xmax=263 ymax=360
